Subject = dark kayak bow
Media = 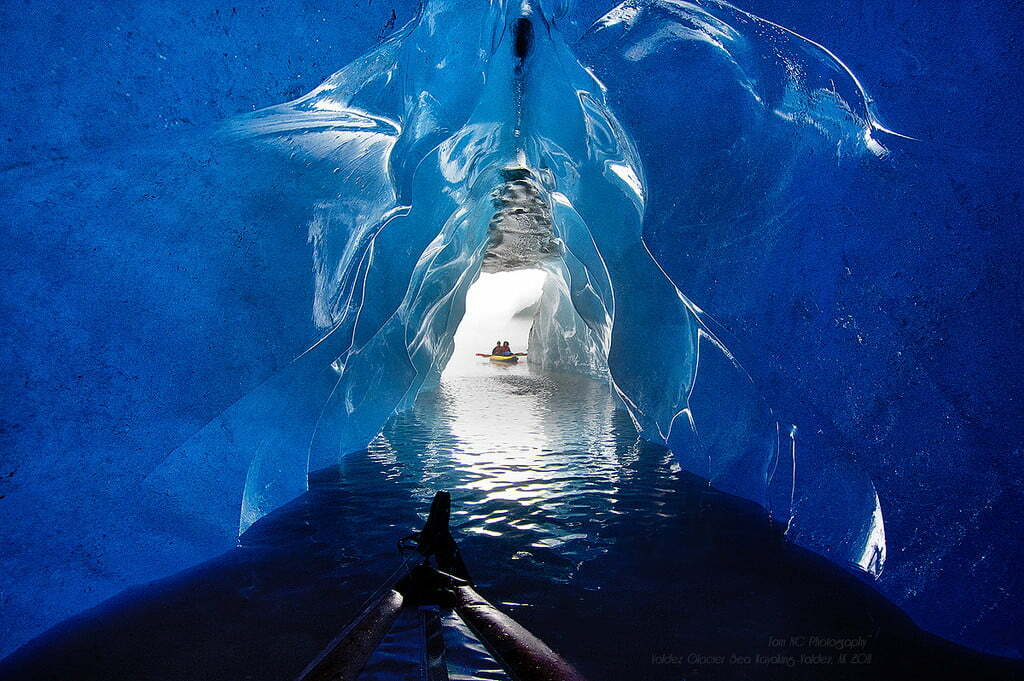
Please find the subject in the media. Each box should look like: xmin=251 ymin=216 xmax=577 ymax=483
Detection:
xmin=296 ymin=491 xmax=588 ymax=681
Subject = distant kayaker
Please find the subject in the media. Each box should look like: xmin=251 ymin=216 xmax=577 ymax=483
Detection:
xmin=491 ymin=341 xmax=504 ymax=355
xmin=501 ymin=341 xmax=513 ymax=355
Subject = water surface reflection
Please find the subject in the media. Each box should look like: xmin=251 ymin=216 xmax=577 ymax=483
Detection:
xmin=359 ymin=366 xmax=679 ymax=580
xmin=4 ymin=367 xmax=1015 ymax=681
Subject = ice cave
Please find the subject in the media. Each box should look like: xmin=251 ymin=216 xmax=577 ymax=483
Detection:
xmin=1 ymin=0 xmax=1022 ymax=678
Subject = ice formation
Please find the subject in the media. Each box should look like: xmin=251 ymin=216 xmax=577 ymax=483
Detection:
xmin=7 ymin=0 xmax=1024 ymax=661
xmin=205 ymin=0 xmax=890 ymax=574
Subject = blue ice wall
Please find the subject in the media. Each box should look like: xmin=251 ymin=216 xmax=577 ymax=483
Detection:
xmin=606 ymin=0 xmax=1024 ymax=657
xmin=0 ymin=0 xmax=423 ymax=657
xmin=1 ymin=0 xmax=1022 ymax=662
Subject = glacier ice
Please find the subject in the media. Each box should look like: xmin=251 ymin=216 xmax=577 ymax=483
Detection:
xmin=206 ymin=0 xmax=890 ymax=575
xmin=5 ymin=0 xmax=1023 ymax=663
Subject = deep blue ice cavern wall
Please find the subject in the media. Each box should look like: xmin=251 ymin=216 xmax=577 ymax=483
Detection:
xmin=614 ymin=0 xmax=1024 ymax=657
xmin=0 ymin=0 xmax=425 ymax=657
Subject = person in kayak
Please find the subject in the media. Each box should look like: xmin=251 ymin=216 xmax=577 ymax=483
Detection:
xmin=501 ymin=341 xmax=513 ymax=355
xmin=491 ymin=340 xmax=504 ymax=355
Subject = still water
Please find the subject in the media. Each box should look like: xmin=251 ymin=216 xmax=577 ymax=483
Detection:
xmin=2 ymin=364 xmax=1016 ymax=680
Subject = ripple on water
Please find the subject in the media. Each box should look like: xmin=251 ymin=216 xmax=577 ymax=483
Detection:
xmin=305 ymin=367 xmax=688 ymax=592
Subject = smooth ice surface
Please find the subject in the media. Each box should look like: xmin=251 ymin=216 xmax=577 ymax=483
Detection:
xmin=2 ymin=0 xmax=1022 ymax=662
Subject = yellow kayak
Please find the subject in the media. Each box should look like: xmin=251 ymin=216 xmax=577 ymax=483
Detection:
xmin=488 ymin=354 xmax=519 ymax=364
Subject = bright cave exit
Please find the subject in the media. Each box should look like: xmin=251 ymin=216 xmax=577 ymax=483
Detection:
xmin=403 ymin=265 xmax=627 ymax=486
xmin=443 ymin=269 xmax=547 ymax=377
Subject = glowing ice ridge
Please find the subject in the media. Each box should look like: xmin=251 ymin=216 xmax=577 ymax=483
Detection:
xmin=211 ymin=0 xmax=888 ymax=575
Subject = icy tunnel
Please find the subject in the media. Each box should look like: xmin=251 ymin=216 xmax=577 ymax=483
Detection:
xmin=1 ymin=0 xmax=1023 ymax=676
xmin=213 ymin=0 xmax=889 ymax=563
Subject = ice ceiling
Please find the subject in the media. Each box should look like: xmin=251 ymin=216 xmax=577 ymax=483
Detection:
xmin=186 ymin=0 xmax=892 ymax=573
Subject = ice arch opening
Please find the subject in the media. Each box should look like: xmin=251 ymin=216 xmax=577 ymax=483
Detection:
xmin=443 ymin=265 xmax=612 ymax=381
xmin=191 ymin=0 xmax=890 ymax=576
xmin=443 ymin=270 xmax=547 ymax=377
